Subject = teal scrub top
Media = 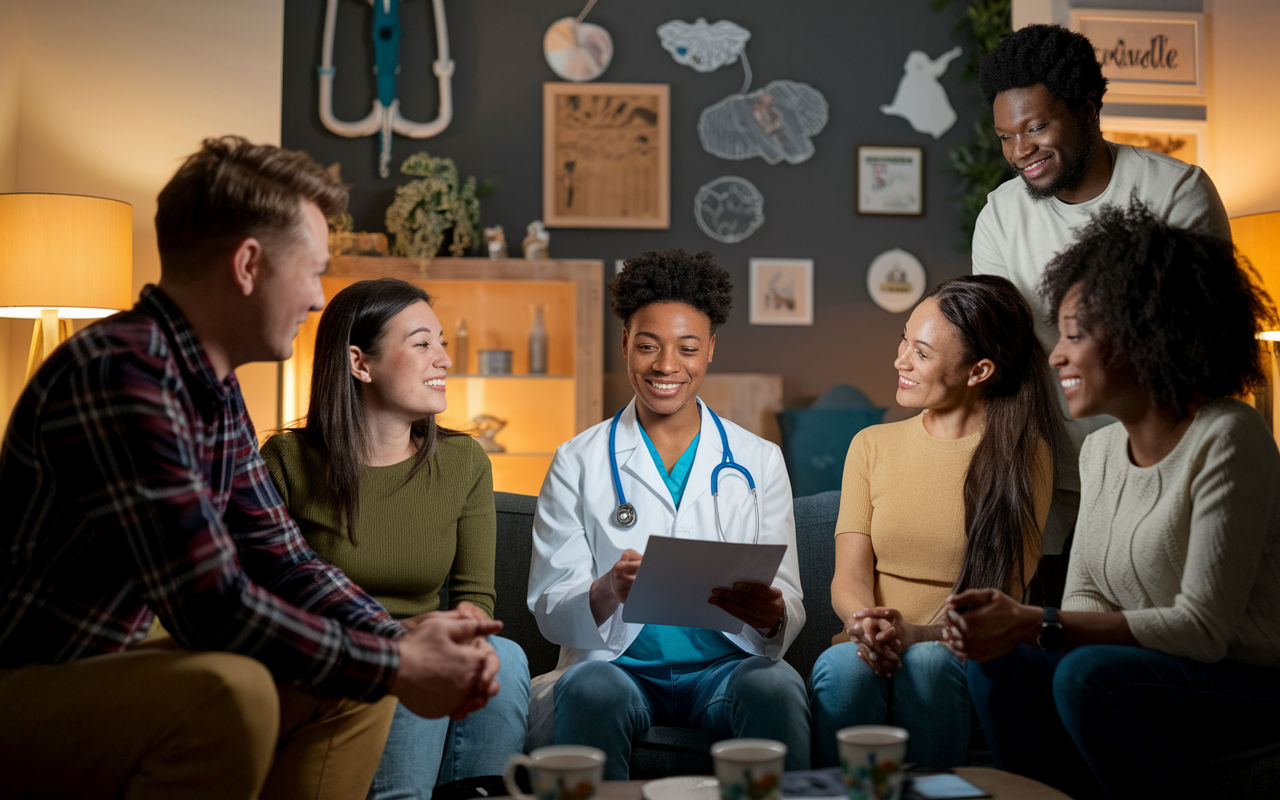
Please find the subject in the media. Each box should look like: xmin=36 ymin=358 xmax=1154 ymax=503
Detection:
xmin=615 ymin=421 xmax=741 ymax=669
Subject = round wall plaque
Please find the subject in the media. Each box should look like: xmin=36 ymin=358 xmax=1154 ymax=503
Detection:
xmin=866 ymin=248 xmax=926 ymax=313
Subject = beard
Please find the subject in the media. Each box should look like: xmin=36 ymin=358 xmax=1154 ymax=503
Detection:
xmin=1019 ymin=117 xmax=1098 ymax=202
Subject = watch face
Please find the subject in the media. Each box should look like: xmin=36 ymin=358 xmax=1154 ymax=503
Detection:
xmin=1039 ymin=622 xmax=1065 ymax=651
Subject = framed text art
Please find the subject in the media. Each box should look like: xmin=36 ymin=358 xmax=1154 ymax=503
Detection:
xmin=749 ymin=258 xmax=814 ymax=326
xmin=856 ymin=145 xmax=923 ymax=216
xmin=1069 ymin=10 xmax=1205 ymax=98
xmin=543 ymin=82 xmax=671 ymax=229
xmin=1100 ymin=115 xmax=1208 ymax=168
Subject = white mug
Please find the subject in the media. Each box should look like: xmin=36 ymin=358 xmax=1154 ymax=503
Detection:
xmin=503 ymin=745 xmax=606 ymax=800
xmin=711 ymin=738 xmax=787 ymax=800
xmin=837 ymin=726 xmax=908 ymax=800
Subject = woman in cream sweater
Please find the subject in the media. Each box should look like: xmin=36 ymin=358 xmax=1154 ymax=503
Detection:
xmin=946 ymin=202 xmax=1280 ymax=800
xmin=809 ymin=275 xmax=1060 ymax=768
xmin=261 ymin=278 xmax=529 ymax=800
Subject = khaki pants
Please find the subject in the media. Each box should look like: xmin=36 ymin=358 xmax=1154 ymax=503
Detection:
xmin=0 ymin=635 xmax=396 ymax=800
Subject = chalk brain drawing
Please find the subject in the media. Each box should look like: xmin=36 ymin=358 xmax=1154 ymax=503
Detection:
xmin=694 ymin=176 xmax=765 ymax=244
xmin=698 ymin=80 xmax=829 ymax=165
xmin=657 ymin=18 xmax=751 ymax=73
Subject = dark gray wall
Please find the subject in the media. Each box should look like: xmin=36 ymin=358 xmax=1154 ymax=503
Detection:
xmin=281 ymin=0 xmax=987 ymax=413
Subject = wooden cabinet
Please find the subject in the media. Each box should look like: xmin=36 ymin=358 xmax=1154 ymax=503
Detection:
xmin=281 ymin=256 xmax=604 ymax=495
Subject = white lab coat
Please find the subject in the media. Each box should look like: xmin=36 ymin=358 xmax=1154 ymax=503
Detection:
xmin=525 ymin=398 xmax=805 ymax=745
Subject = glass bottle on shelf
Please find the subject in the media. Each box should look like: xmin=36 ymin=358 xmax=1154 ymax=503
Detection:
xmin=453 ymin=318 xmax=469 ymax=374
xmin=528 ymin=304 xmax=547 ymax=375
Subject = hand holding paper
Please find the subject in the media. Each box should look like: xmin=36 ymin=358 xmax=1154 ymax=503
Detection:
xmin=621 ymin=536 xmax=787 ymax=633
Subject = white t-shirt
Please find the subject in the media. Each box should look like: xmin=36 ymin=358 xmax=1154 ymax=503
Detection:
xmin=972 ymin=142 xmax=1231 ymax=497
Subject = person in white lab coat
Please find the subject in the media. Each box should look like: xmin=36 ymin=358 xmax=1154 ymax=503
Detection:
xmin=526 ymin=250 xmax=809 ymax=778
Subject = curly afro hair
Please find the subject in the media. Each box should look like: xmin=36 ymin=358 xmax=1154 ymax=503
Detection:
xmin=610 ymin=249 xmax=733 ymax=332
xmin=1039 ymin=200 xmax=1278 ymax=415
xmin=978 ymin=24 xmax=1108 ymax=109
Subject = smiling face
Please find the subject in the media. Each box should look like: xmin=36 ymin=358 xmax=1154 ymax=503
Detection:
xmin=253 ymin=200 xmax=330 ymax=361
xmin=993 ymin=84 xmax=1100 ymax=202
xmin=622 ymin=301 xmax=715 ymax=427
xmin=353 ymin=300 xmax=452 ymax=424
xmin=894 ymin=297 xmax=984 ymax=411
xmin=1048 ymin=284 xmax=1138 ymax=419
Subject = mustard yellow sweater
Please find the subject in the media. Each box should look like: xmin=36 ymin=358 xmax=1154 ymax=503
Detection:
xmin=836 ymin=412 xmax=1051 ymax=625
xmin=261 ymin=430 xmax=496 ymax=619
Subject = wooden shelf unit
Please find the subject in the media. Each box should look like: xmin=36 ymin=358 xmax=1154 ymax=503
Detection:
xmin=280 ymin=256 xmax=604 ymax=494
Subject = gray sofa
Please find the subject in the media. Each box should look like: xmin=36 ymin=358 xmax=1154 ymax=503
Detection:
xmin=490 ymin=490 xmax=1278 ymax=793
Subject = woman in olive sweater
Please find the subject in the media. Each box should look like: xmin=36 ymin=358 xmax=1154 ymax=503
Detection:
xmin=262 ymin=278 xmax=528 ymax=800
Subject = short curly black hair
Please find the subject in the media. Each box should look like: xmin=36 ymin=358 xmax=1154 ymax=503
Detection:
xmin=610 ymin=249 xmax=733 ymax=331
xmin=978 ymin=24 xmax=1108 ymax=109
xmin=1039 ymin=200 xmax=1277 ymax=415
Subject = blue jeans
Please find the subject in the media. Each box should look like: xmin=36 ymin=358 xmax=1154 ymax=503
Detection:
xmin=809 ymin=641 xmax=970 ymax=769
xmin=553 ymin=654 xmax=811 ymax=780
xmin=368 ymin=635 xmax=530 ymax=800
xmin=967 ymin=644 xmax=1280 ymax=800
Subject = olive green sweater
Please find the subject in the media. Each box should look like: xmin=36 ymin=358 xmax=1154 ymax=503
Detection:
xmin=261 ymin=431 xmax=497 ymax=619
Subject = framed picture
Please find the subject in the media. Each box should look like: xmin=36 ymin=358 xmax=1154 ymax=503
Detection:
xmin=1101 ymin=115 xmax=1207 ymax=168
xmin=856 ymin=145 xmax=923 ymax=216
xmin=1069 ymin=9 xmax=1205 ymax=98
xmin=543 ymin=82 xmax=670 ymax=229
xmin=750 ymin=258 xmax=814 ymax=326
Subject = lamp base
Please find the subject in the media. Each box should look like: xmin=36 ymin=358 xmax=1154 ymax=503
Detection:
xmin=25 ymin=309 xmax=74 ymax=383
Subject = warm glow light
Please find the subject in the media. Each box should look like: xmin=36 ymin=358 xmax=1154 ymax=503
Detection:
xmin=0 ymin=193 xmax=133 ymax=319
xmin=1232 ymin=211 xmax=1280 ymax=306
xmin=1260 ymin=331 xmax=1280 ymax=342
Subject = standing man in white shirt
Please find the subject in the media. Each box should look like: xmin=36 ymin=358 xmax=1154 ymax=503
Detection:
xmin=971 ymin=24 xmax=1231 ymax=572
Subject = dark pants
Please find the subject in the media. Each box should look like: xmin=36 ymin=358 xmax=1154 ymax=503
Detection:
xmin=967 ymin=644 xmax=1280 ymax=800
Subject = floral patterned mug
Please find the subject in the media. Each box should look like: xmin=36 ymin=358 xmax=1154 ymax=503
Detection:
xmin=837 ymin=726 xmax=909 ymax=800
xmin=711 ymin=738 xmax=787 ymax=800
xmin=504 ymin=745 xmax=605 ymax=800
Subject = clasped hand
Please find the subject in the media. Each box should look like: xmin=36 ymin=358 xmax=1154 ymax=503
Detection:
xmin=941 ymin=588 xmax=1039 ymax=662
xmin=846 ymin=607 xmax=915 ymax=677
xmin=395 ymin=603 xmax=503 ymax=722
xmin=606 ymin=549 xmax=785 ymax=636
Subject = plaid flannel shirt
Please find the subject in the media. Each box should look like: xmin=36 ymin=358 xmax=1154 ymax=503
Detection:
xmin=0 ymin=286 xmax=403 ymax=701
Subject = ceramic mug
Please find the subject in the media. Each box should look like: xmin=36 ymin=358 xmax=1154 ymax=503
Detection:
xmin=711 ymin=738 xmax=787 ymax=800
xmin=837 ymin=726 xmax=909 ymax=800
xmin=503 ymin=745 xmax=605 ymax=800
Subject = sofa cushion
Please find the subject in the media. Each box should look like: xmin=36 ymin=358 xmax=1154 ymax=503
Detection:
xmin=493 ymin=491 xmax=561 ymax=678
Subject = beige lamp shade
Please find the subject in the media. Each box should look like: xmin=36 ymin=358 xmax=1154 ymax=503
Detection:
xmin=1232 ymin=210 xmax=1280 ymax=340
xmin=0 ymin=193 xmax=133 ymax=319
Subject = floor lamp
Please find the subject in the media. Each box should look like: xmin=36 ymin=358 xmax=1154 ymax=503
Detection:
xmin=1230 ymin=210 xmax=1280 ymax=436
xmin=0 ymin=194 xmax=133 ymax=381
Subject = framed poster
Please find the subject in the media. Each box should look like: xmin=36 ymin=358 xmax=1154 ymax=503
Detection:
xmin=543 ymin=82 xmax=670 ymax=229
xmin=856 ymin=145 xmax=923 ymax=216
xmin=1100 ymin=115 xmax=1207 ymax=168
xmin=1070 ymin=9 xmax=1205 ymax=98
xmin=750 ymin=258 xmax=814 ymax=326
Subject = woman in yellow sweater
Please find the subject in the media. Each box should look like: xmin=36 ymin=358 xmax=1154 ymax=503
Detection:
xmin=261 ymin=278 xmax=528 ymax=800
xmin=809 ymin=275 xmax=1060 ymax=768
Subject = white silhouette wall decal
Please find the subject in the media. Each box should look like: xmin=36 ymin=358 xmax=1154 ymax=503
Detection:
xmin=879 ymin=46 xmax=963 ymax=139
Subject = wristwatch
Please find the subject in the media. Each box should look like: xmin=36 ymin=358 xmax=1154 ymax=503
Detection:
xmin=1038 ymin=607 xmax=1065 ymax=651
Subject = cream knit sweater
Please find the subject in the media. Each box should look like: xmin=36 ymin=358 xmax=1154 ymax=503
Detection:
xmin=1063 ymin=398 xmax=1280 ymax=666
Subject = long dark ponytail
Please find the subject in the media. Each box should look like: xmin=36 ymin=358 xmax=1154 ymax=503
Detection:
xmin=933 ymin=275 xmax=1063 ymax=599
xmin=304 ymin=278 xmax=455 ymax=544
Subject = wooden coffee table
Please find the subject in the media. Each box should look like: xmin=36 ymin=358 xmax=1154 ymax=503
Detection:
xmin=585 ymin=768 xmax=1071 ymax=800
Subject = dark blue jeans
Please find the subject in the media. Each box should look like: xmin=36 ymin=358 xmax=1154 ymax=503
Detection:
xmin=967 ymin=644 xmax=1280 ymax=800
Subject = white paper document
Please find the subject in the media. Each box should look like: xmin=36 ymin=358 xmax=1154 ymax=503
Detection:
xmin=621 ymin=536 xmax=788 ymax=632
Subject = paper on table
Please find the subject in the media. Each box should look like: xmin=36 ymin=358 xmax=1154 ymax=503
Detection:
xmin=621 ymin=536 xmax=787 ymax=632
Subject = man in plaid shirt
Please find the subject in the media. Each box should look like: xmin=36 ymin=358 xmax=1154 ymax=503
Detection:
xmin=0 ymin=137 xmax=503 ymax=799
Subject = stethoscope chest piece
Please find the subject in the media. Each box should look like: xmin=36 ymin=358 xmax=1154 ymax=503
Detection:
xmin=614 ymin=502 xmax=637 ymax=528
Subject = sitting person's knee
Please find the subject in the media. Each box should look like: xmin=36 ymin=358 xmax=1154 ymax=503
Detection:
xmin=554 ymin=661 xmax=634 ymax=709
xmin=727 ymin=657 xmax=805 ymax=702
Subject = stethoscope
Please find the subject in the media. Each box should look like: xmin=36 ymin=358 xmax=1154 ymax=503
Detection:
xmin=608 ymin=403 xmax=761 ymax=544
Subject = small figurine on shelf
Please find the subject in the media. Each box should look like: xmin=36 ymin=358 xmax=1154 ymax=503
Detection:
xmin=453 ymin=319 xmax=469 ymax=374
xmin=528 ymin=304 xmax=548 ymax=374
xmin=485 ymin=225 xmax=508 ymax=259
xmin=472 ymin=414 xmax=507 ymax=453
xmin=522 ymin=220 xmax=550 ymax=259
